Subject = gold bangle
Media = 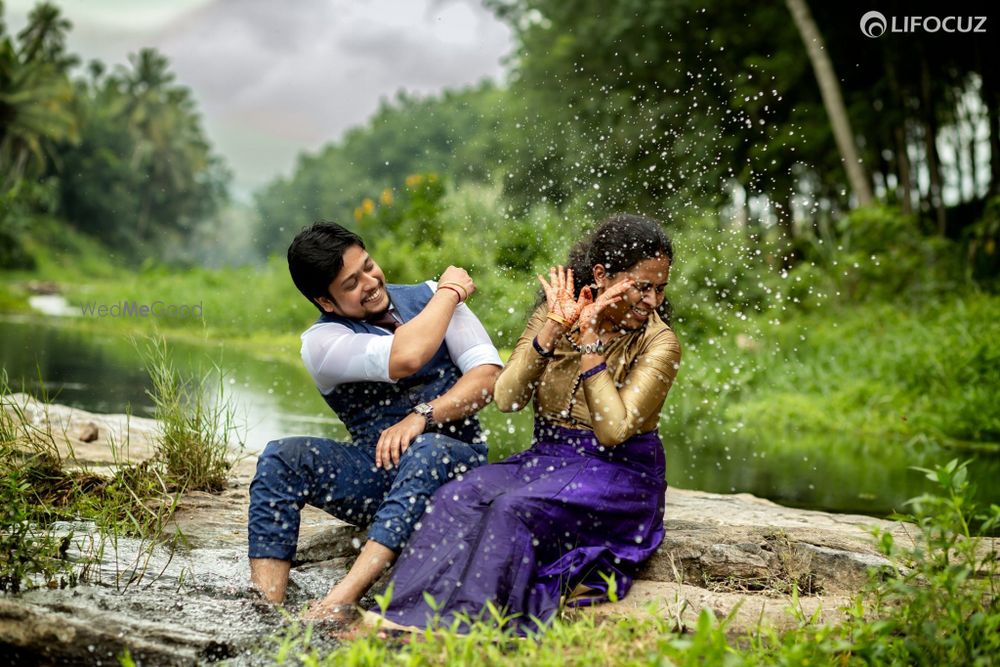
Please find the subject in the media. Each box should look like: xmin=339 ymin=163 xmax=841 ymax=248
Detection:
xmin=438 ymin=281 xmax=468 ymax=301
xmin=546 ymin=312 xmax=571 ymax=327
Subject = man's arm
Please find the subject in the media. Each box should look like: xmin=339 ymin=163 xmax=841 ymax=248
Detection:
xmin=388 ymin=266 xmax=475 ymax=380
xmin=375 ymin=363 xmax=502 ymax=469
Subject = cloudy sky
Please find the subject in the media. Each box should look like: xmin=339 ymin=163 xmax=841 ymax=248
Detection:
xmin=8 ymin=0 xmax=513 ymax=199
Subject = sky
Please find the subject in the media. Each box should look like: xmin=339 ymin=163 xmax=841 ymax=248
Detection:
xmin=7 ymin=0 xmax=513 ymax=200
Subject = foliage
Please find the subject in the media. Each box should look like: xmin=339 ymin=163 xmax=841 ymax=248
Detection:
xmin=0 ymin=1 xmax=229 ymax=263
xmin=252 ymin=83 xmax=509 ymax=257
xmin=0 ymin=374 xmax=78 ymax=592
xmin=0 ymin=182 xmax=53 ymax=270
xmin=865 ymin=459 xmax=1000 ymax=665
xmin=486 ymin=0 xmax=997 ymax=234
xmin=965 ymin=195 xmax=1000 ymax=283
xmin=0 ymin=370 xmax=180 ymax=593
xmin=55 ymin=50 xmax=230 ymax=258
xmin=0 ymin=1 xmax=78 ymax=192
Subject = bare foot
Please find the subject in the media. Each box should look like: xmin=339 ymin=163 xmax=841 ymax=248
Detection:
xmin=302 ymin=600 xmax=360 ymax=625
xmin=328 ymin=623 xmax=370 ymax=642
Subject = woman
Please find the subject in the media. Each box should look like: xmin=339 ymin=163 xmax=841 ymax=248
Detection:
xmin=372 ymin=213 xmax=681 ymax=634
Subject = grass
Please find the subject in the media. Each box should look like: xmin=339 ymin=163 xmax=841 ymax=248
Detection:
xmin=140 ymin=335 xmax=242 ymax=492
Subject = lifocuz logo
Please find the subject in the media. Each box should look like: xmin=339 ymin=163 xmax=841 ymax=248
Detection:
xmin=860 ymin=10 xmax=888 ymax=37
xmin=860 ymin=10 xmax=987 ymax=38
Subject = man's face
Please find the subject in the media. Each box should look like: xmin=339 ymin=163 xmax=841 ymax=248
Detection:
xmin=315 ymin=245 xmax=389 ymax=318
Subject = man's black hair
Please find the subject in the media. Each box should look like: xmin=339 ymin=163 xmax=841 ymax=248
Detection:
xmin=287 ymin=222 xmax=365 ymax=312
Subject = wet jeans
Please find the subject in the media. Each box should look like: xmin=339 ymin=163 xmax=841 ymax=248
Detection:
xmin=247 ymin=433 xmax=488 ymax=560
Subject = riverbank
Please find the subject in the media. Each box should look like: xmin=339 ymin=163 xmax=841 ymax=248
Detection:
xmin=3 ymin=396 xmax=958 ymax=666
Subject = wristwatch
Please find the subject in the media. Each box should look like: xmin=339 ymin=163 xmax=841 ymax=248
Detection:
xmin=411 ymin=402 xmax=436 ymax=428
xmin=579 ymin=340 xmax=605 ymax=355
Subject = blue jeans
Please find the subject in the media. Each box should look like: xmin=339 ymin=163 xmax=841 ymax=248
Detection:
xmin=247 ymin=433 xmax=488 ymax=560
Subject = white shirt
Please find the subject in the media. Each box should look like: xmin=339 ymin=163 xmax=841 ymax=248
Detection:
xmin=301 ymin=281 xmax=503 ymax=394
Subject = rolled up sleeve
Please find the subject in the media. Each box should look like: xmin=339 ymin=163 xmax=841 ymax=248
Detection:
xmin=301 ymin=323 xmax=397 ymax=393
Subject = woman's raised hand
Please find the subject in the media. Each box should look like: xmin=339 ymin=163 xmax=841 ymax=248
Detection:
xmin=578 ymin=279 xmax=633 ymax=337
xmin=537 ymin=265 xmax=583 ymax=327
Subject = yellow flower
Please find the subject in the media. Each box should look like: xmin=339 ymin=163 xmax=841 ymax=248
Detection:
xmin=379 ymin=188 xmax=394 ymax=206
xmin=353 ymin=206 xmax=363 ymax=221
xmin=362 ymin=198 xmax=375 ymax=215
xmin=405 ymin=174 xmax=423 ymax=189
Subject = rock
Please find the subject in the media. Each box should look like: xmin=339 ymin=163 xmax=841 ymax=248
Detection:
xmin=585 ymin=579 xmax=853 ymax=634
xmin=72 ymin=422 xmax=101 ymax=443
xmin=3 ymin=393 xmax=161 ymax=467
xmin=24 ymin=281 xmax=60 ymax=295
xmin=0 ymin=596 xmax=229 ymax=666
xmin=637 ymin=490 xmax=912 ymax=595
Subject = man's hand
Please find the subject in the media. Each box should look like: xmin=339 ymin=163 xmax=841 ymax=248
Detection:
xmin=438 ymin=266 xmax=476 ymax=301
xmin=375 ymin=412 xmax=427 ymax=469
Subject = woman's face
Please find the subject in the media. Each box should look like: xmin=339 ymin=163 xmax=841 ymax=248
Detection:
xmin=595 ymin=254 xmax=671 ymax=330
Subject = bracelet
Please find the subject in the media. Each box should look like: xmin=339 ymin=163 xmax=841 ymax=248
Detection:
xmin=437 ymin=285 xmax=464 ymax=303
xmin=580 ymin=362 xmax=607 ymax=380
xmin=532 ymin=336 xmax=555 ymax=358
xmin=579 ymin=340 xmax=605 ymax=355
xmin=438 ymin=281 xmax=469 ymax=301
xmin=546 ymin=312 xmax=572 ymax=328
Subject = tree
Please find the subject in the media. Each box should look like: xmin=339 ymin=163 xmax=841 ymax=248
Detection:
xmin=0 ymin=1 xmax=77 ymax=192
xmin=56 ymin=48 xmax=230 ymax=256
xmin=784 ymin=0 xmax=873 ymax=207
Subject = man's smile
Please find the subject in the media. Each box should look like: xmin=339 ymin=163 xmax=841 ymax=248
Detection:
xmin=362 ymin=286 xmax=384 ymax=305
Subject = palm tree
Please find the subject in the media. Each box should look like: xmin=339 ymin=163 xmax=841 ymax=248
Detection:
xmin=0 ymin=2 xmax=78 ymax=192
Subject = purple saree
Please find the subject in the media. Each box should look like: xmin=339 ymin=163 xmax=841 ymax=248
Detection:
xmin=378 ymin=421 xmax=666 ymax=634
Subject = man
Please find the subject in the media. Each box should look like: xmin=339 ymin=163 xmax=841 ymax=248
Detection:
xmin=248 ymin=222 xmax=502 ymax=620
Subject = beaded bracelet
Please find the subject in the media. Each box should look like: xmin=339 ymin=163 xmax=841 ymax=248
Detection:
xmin=532 ymin=336 xmax=555 ymax=358
xmin=580 ymin=362 xmax=607 ymax=380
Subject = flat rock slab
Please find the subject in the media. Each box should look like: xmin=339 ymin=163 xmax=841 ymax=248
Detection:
xmin=587 ymin=579 xmax=853 ymax=634
xmin=638 ymin=489 xmax=915 ymax=595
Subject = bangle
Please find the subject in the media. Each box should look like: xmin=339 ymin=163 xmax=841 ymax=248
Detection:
xmin=546 ymin=312 xmax=571 ymax=328
xmin=579 ymin=340 xmax=605 ymax=355
xmin=438 ymin=281 xmax=468 ymax=301
xmin=438 ymin=285 xmax=463 ymax=303
xmin=532 ymin=336 xmax=555 ymax=358
xmin=580 ymin=362 xmax=607 ymax=380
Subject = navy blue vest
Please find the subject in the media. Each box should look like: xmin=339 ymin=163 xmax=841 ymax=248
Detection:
xmin=316 ymin=283 xmax=482 ymax=448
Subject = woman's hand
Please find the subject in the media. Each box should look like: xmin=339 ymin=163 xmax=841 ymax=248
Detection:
xmin=537 ymin=265 xmax=583 ymax=327
xmin=577 ymin=280 xmax=633 ymax=340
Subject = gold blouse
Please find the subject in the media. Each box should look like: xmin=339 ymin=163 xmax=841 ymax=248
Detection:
xmin=494 ymin=304 xmax=682 ymax=446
